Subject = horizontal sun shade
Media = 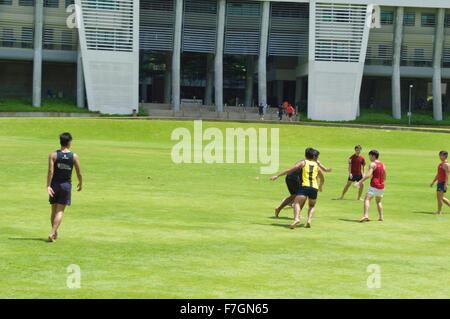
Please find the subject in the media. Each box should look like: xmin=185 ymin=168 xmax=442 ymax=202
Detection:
xmin=182 ymin=0 xmax=217 ymax=54
xmin=140 ymin=0 xmax=175 ymax=51
xmin=225 ymin=0 xmax=261 ymax=56
xmin=269 ymin=2 xmax=309 ymax=57
xmin=315 ymin=3 xmax=367 ymax=63
xmin=80 ymin=0 xmax=134 ymax=52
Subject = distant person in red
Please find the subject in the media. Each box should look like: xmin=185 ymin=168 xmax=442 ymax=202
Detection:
xmin=338 ymin=145 xmax=366 ymax=200
xmin=430 ymin=151 xmax=450 ymax=215
xmin=286 ymin=104 xmax=295 ymax=122
xmin=356 ymin=150 xmax=386 ymax=222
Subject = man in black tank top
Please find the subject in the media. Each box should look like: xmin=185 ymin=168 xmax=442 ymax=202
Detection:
xmin=47 ymin=132 xmax=83 ymax=242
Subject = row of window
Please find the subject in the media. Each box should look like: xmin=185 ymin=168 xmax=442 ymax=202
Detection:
xmin=1 ymin=26 xmax=76 ymax=50
xmin=381 ymin=11 xmax=450 ymax=28
xmin=0 ymin=0 xmax=74 ymax=7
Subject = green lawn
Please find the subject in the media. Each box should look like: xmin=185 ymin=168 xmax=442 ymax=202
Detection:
xmin=0 ymin=98 xmax=94 ymax=113
xmin=0 ymin=118 xmax=449 ymax=298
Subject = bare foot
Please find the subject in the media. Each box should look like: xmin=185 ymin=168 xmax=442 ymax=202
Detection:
xmin=274 ymin=208 xmax=281 ymax=218
xmin=290 ymin=220 xmax=301 ymax=229
xmin=54 ymin=231 xmax=58 ymax=240
xmin=359 ymin=217 xmax=370 ymax=223
xmin=48 ymin=233 xmax=56 ymax=243
xmin=305 ymin=222 xmax=311 ymax=228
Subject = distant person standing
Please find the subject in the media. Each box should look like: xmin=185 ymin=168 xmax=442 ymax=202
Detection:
xmin=430 ymin=151 xmax=450 ymax=215
xmin=277 ymin=104 xmax=283 ymax=121
xmin=47 ymin=133 xmax=83 ymax=242
xmin=338 ymin=145 xmax=366 ymax=200
xmin=356 ymin=150 xmax=386 ymax=222
xmin=258 ymin=103 xmax=265 ymax=120
xmin=286 ymin=104 xmax=295 ymax=122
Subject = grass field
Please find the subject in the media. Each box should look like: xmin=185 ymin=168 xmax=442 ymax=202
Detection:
xmin=1 ymin=118 xmax=449 ymax=299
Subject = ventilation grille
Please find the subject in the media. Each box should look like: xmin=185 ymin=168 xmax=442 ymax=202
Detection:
xmin=224 ymin=0 xmax=261 ymax=56
xmin=269 ymin=2 xmax=309 ymax=57
xmin=80 ymin=0 xmax=134 ymax=52
xmin=182 ymin=0 xmax=217 ymax=54
xmin=140 ymin=0 xmax=174 ymax=51
xmin=366 ymin=31 xmax=393 ymax=64
xmin=315 ymin=3 xmax=367 ymax=62
xmin=401 ymin=33 xmax=434 ymax=66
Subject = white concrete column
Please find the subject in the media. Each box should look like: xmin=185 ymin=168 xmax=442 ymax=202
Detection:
xmin=391 ymin=7 xmax=403 ymax=119
xmin=433 ymin=8 xmax=445 ymax=121
xmin=205 ymin=54 xmax=214 ymax=106
xmin=245 ymin=56 xmax=255 ymax=107
xmin=32 ymin=0 xmax=44 ymax=107
xmin=164 ymin=54 xmax=172 ymax=104
xmin=215 ymin=0 xmax=226 ymax=112
xmin=76 ymin=45 xmax=85 ymax=108
xmin=258 ymin=1 xmax=270 ymax=108
xmin=172 ymin=0 xmax=183 ymax=111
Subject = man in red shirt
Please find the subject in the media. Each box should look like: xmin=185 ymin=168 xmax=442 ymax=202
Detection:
xmin=286 ymin=104 xmax=295 ymax=122
xmin=338 ymin=145 xmax=366 ymax=200
xmin=430 ymin=151 xmax=450 ymax=215
xmin=356 ymin=150 xmax=386 ymax=222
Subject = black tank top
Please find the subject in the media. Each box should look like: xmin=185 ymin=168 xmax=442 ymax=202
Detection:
xmin=52 ymin=150 xmax=74 ymax=183
xmin=286 ymin=168 xmax=302 ymax=182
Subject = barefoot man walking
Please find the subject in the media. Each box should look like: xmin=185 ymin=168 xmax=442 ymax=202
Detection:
xmin=356 ymin=150 xmax=386 ymax=222
xmin=47 ymin=133 xmax=82 ymax=242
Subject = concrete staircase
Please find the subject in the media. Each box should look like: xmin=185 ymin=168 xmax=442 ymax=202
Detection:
xmin=141 ymin=103 xmax=289 ymax=121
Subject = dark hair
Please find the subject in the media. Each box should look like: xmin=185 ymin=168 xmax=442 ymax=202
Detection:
xmin=369 ymin=150 xmax=379 ymax=159
xmin=60 ymin=132 xmax=73 ymax=147
xmin=355 ymin=145 xmax=362 ymax=150
xmin=305 ymin=147 xmax=315 ymax=160
xmin=313 ymin=149 xmax=320 ymax=159
xmin=439 ymin=151 xmax=448 ymax=158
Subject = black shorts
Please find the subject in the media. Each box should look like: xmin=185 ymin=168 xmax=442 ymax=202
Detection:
xmin=285 ymin=177 xmax=300 ymax=195
xmin=437 ymin=182 xmax=447 ymax=193
xmin=297 ymin=186 xmax=318 ymax=200
xmin=49 ymin=182 xmax=72 ymax=206
xmin=348 ymin=175 xmax=363 ymax=182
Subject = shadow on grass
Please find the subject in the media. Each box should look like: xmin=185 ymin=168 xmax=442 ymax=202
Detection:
xmin=268 ymin=216 xmax=292 ymax=221
xmin=8 ymin=237 xmax=48 ymax=243
xmin=339 ymin=218 xmax=361 ymax=223
xmin=412 ymin=211 xmax=438 ymax=215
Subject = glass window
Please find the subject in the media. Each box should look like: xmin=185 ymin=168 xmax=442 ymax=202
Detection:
xmin=421 ymin=13 xmax=436 ymax=27
xmin=44 ymin=0 xmax=58 ymax=8
xmin=19 ymin=0 xmax=34 ymax=6
xmin=21 ymin=27 xmax=33 ymax=48
xmin=445 ymin=14 xmax=450 ymax=28
xmin=403 ymin=12 xmax=416 ymax=26
xmin=0 ymin=0 xmax=13 ymax=5
xmin=381 ymin=11 xmax=394 ymax=25
xmin=2 ymin=28 xmax=14 ymax=47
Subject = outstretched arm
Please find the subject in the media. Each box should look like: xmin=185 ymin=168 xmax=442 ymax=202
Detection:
xmin=73 ymin=154 xmax=83 ymax=192
xmin=317 ymin=160 xmax=332 ymax=173
xmin=47 ymin=152 xmax=56 ymax=197
xmin=271 ymin=161 xmax=305 ymax=181
xmin=358 ymin=163 xmax=375 ymax=186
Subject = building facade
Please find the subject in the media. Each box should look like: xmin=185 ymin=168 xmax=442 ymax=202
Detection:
xmin=1 ymin=0 xmax=450 ymax=120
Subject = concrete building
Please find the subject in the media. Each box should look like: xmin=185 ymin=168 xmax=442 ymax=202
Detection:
xmin=1 ymin=0 xmax=450 ymax=120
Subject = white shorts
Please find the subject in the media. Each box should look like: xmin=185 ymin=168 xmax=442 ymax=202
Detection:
xmin=367 ymin=186 xmax=384 ymax=198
